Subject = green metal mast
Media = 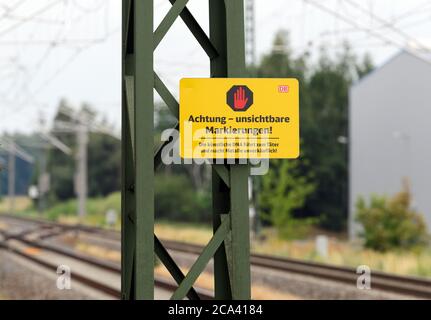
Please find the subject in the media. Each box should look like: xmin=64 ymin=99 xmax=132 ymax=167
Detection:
xmin=121 ymin=0 xmax=250 ymax=300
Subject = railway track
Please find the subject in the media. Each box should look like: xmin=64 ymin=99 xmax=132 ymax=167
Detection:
xmin=1 ymin=213 xmax=431 ymax=299
xmin=0 ymin=217 xmax=212 ymax=300
xmin=162 ymin=240 xmax=431 ymax=299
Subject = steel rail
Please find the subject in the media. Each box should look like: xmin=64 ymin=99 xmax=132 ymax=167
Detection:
xmin=0 ymin=225 xmax=213 ymax=300
xmin=1 ymin=213 xmax=431 ymax=299
xmin=161 ymin=241 xmax=431 ymax=299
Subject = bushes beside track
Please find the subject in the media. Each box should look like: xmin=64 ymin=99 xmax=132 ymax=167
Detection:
xmin=41 ymin=173 xmax=211 ymax=226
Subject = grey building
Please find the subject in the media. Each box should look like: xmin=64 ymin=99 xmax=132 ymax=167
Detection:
xmin=349 ymin=50 xmax=431 ymax=239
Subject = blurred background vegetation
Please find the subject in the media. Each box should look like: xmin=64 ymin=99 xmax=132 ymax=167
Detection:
xmin=356 ymin=180 xmax=429 ymax=252
xmin=1 ymin=30 xmax=429 ymax=277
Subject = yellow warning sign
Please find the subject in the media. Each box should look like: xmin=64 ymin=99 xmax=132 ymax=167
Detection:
xmin=179 ymin=78 xmax=299 ymax=159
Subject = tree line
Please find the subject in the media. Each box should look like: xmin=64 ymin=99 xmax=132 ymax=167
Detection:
xmin=256 ymin=30 xmax=373 ymax=234
xmin=3 ymin=30 xmax=374 ymax=235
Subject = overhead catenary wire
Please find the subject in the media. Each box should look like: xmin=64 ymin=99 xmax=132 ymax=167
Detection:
xmin=303 ymin=0 xmax=417 ymax=52
xmin=0 ymin=0 xmax=61 ymax=38
xmin=389 ymin=0 xmax=431 ymax=24
xmin=1 ymin=0 xmax=431 ymax=135
xmin=343 ymin=0 xmax=431 ymax=52
xmin=256 ymin=0 xmax=431 ymax=57
xmin=0 ymin=1 xmax=113 ymax=91
xmin=397 ymin=14 xmax=431 ymax=30
xmin=0 ymin=0 xmax=27 ymax=17
xmin=72 ymin=0 xmax=106 ymax=13
xmin=0 ymin=22 xmax=119 ymax=125
xmin=1 ymin=11 xmax=65 ymax=26
xmin=50 ymin=106 xmax=120 ymax=219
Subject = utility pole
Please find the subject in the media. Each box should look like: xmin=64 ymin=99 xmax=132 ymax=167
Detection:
xmin=0 ymin=157 xmax=3 ymax=197
xmin=8 ymin=142 xmax=15 ymax=215
xmin=37 ymin=152 xmax=46 ymax=213
xmin=54 ymin=108 xmax=116 ymax=220
xmin=37 ymin=115 xmax=49 ymax=214
xmin=15 ymin=114 xmax=73 ymax=215
xmin=56 ymin=113 xmax=90 ymax=220
xmin=75 ymin=119 xmax=88 ymax=220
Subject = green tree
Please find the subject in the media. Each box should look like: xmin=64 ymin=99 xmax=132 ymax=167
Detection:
xmin=48 ymin=100 xmax=76 ymax=201
xmin=48 ymin=100 xmax=120 ymax=202
xmin=356 ymin=181 xmax=429 ymax=252
xmin=259 ymin=159 xmax=315 ymax=239
xmin=87 ymin=132 xmax=120 ymax=197
xmin=301 ymin=44 xmax=373 ymax=230
xmin=155 ymin=173 xmax=211 ymax=222
xmin=256 ymin=32 xmax=373 ymax=232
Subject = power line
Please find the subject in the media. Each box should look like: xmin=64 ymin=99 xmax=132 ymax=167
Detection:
xmin=390 ymin=0 xmax=431 ymax=23
xmin=0 ymin=0 xmax=27 ymax=17
xmin=52 ymin=107 xmax=120 ymax=219
xmin=344 ymin=0 xmax=430 ymax=52
xmin=303 ymin=0 xmax=410 ymax=51
xmin=1 ymin=13 xmax=65 ymax=26
xmin=72 ymin=0 xmax=106 ymax=13
xmin=398 ymin=14 xmax=431 ymax=30
xmin=0 ymin=0 xmax=61 ymax=38
xmin=0 ymin=26 xmax=120 ymax=124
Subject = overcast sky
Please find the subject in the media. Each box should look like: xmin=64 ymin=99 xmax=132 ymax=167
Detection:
xmin=0 ymin=0 xmax=431 ymax=134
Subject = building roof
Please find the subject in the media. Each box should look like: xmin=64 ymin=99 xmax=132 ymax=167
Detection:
xmin=352 ymin=48 xmax=431 ymax=89
xmin=412 ymin=50 xmax=431 ymax=64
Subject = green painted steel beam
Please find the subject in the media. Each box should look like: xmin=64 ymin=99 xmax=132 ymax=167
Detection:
xmin=154 ymin=73 xmax=179 ymax=119
xmin=154 ymin=124 xmax=179 ymax=170
xmin=229 ymin=164 xmax=250 ymax=299
xmin=121 ymin=0 xmax=135 ymax=300
xmin=153 ymin=72 xmax=230 ymax=187
xmin=209 ymin=0 xmax=233 ymax=300
xmin=122 ymin=0 xmax=133 ymax=57
xmin=123 ymin=0 xmax=132 ymax=45
xmin=153 ymin=0 xmax=189 ymax=50
xmin=209 ymin=0 xmax=251 ymax=300
xmin=225 ymin=0 xmax=251 ymax=300
xmin=212 ymin=170 xmax=232 ymax=299
xmin=154 ymin=236 xmax=201 ymax=300
xmin=134 ymin=0 xmax=155 ymax=300
xmin=121 ymin=91 xmax=136 ymax=298
xmin=212 ymin=164 xmax=230 ymax=188
xmin=169 ymin=0 xmax=219 ymax=59
xmin=124 ymin=76 xmax=135 ymax=155
xmin=171 ymin=216 xmax=231 ymax=300
xmin=122 ymin=0 xmax=250 ymax=301
xmin=125 ymin=55 xmax=134 ymax=74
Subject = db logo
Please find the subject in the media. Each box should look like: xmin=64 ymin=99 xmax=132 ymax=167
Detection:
xmin=278 ymin=85 xmax=289 ymax=93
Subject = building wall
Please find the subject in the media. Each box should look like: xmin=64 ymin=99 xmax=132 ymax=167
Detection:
xmin=0 ymin=153 xmax=33 ymax=196
xmin=349 ymin=51 xmax=431 ymax=239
